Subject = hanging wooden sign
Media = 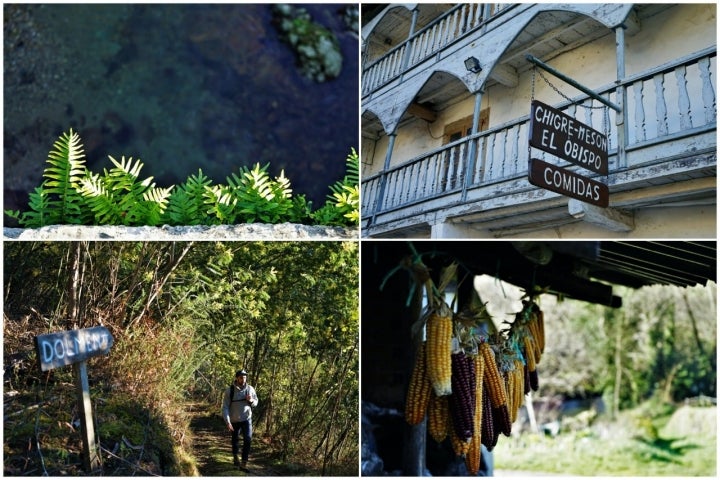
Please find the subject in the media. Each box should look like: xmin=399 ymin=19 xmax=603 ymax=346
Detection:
xmin=529 ymin=158 xmax=609 ymax=208
xmin=529 ymin=100 xmax=609 ymax=175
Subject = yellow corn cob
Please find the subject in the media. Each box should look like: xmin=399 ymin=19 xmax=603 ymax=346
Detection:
xmin=465 ymin=353 xmax=485 ymax=474
xmin=537 ymin=309 xmax=545 ymax=354
xmin=524 ymin=336 xmax=537 ymax=372
xmin=505 ymin=369 xmax=516 ymax=423
xmin=428 ymin=391 xmax=449 ymax=443
xmin=449 ymin=414 xmax=471 ymax=457
xmin=480 ymin=342 xmax=507 ymax=408
xmin=405 ymin=342 xmax=431 ymax=425
xmin=464 ymin=428 xmax=481 ymax=473
xmin=481 ymin=342 xmax=512 ymax=436
xmin=513 ymin=359 xmax=525 ymax=419
xmin=426 ymin=312 xmax=453 ymax=396
xmin=527 ymin=316 xmax=542 ymax=364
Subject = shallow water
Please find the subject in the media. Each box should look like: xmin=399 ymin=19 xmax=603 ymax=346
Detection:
xmin=4 ymin=4 xmax=358 ymax=213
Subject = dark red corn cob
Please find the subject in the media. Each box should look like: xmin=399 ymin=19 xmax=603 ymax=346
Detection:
xmin=449 ymin=352 xmax=476 ymax=442
xmin=480 ymin=387 xmax=495 ymax=451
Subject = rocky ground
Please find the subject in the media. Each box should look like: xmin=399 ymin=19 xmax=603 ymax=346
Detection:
xmin=4 ymin=224 xmax=358 ymax=241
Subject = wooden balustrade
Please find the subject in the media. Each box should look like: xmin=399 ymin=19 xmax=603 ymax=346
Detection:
xmin=362 ymin=4 xmax=512 ymax=96
xmin=362 ymin=49 xmax=716 ymax=219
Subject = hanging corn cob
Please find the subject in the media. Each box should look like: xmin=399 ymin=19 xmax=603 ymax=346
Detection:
xmin=523 ymin=335 xmax=537 ymax=372
xmin=511 ymin=358 xmax=525 ymax=422
xmin=404 ymin=342 xmax=432 ymax=425
xmin=428 ymin=391 xmax=449 ymax=443
xmin=449 ymin=413 xmax=472 ymax=457
xmin=480 ymin=341 xmax=512 ymax=437
xmin=464 ymin=352 xmax=485 ymax=474
xmin=480 ymin=385 xmax=498 ymax=450
xmin=524 ymin=298 xmax=545 ymax=359
xmin=426 ymin=309 xmax=453 ymax=396
xmin=449 ymin=352 xmax=476 ymax=441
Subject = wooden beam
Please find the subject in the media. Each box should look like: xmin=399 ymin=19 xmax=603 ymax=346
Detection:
xmin=621 ymin=9 xmax=640 ymax=36
xmin=489 ymin=62 xmax=519 ymax=88
xmin=407 ymin=102 xmax=437 ymax=122
xmin=568 ymin=200 xmax=635 ymax=232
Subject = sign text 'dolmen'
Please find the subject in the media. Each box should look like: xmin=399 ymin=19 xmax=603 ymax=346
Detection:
xmin=35 ymin=326 xmax=114 ymax=372
xmin=530 ymin=100 xmax=608 ymax=175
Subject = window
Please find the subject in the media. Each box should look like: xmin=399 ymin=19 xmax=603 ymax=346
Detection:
xmin=443 ymin=108 xmax=489 ymax=144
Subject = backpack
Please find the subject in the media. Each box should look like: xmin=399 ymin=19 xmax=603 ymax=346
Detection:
xmin=229 ymin=385 xmax=248 ymax=404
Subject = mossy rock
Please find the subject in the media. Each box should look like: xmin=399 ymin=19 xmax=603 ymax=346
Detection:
xmin=272 ymin=4 xmax=342 ymax=82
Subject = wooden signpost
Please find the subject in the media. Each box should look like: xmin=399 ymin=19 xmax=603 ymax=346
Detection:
xmin=528 ymin=100 xmax=610 ymax=207
xmin=35 ymin=326 xmax=114 ymax=472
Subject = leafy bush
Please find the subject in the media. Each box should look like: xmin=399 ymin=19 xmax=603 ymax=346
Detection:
xmin=6 ymin=129 xmax=359 ymax=228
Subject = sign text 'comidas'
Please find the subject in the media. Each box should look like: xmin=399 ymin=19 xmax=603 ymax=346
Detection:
xmin=528 ymin=158 xmax=609 ymax=208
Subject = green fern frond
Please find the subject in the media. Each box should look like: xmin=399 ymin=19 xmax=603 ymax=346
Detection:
xmin=229 ymin=163 xmax=295 ymax=223
xmin=108 ymin=155 xmax=144 ymax=181
xmin=164 ymin=169 xmax=214 ymax=225
xmin=43 ymin=128 xmax=86 ymax=191
xmin=310 ymin=148 xmax=359 ymax=226
xmin=8 ymin=127 xmax=353 ymax=228
xmin=79 ymin=173 xmax=122 ymax=224
xmin=77 ymin=155 xmax=169 ymax=226
xmin=40 ymin=128 xmax=89 ymax=224
xmin=5 ymin=186 xmax=53 ymax=228
xmin=140 ymin=186 xmax=173 ymax=226
xmin=203 ymin=185 xmax=238 ymax=224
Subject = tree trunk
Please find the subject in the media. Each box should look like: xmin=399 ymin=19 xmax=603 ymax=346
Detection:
xmin=683 ymin=291 xmax=707 ymax=359
xmin=612 ymin=310 xmax=623 ymax=419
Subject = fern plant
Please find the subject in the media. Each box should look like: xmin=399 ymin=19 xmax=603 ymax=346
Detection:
xmin=6 ymin=128 xmax=360 ymax=228
xmin=311 ymin=148 xmax=360 ymax=226
xmin=78 ymin=156 xmax=173 ymax=226
xmin=163 ymin=169 xmax=214 ymax=225
xmin=6 ymin=128 xmax=90 ymax=227
xmin=231 ymin=164 xmax=294 ymax=223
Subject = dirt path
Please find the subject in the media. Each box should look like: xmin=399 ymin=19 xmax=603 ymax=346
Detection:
xmin=188 ymin=403 xmax=304 ymax=477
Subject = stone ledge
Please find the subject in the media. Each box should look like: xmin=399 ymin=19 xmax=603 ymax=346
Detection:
xmin=4 ymin=224 xmax=359 ymax=241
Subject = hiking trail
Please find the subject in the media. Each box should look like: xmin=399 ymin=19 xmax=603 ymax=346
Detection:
xmin=188 ymin=403 xmax=307 ymax=477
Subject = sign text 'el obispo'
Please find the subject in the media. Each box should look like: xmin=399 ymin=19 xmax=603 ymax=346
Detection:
xmin=35 ymin=326 xmax=114 ymax=372
xmin=530 ymin=100 xmax=608 ymax=175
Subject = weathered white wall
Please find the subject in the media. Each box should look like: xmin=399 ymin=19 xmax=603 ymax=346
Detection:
xmin=506 ymin=204 xmax=717 ymax=239
xmin=625 ymin=3 xmax=716 ymax=75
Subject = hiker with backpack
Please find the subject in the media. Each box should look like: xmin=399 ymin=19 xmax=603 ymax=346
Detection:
xmin=222 ymin=369 xmax=259 ymax=469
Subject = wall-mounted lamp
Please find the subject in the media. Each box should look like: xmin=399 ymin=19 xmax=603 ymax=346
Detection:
xmin=464 ymin=56 xmax=482 ymax=73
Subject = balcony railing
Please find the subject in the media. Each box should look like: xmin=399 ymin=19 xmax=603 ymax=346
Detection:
xmin=362 ymin=4 xmax=513 ymax=96
xmin=362 ymin=48 xmax=716 ymax=220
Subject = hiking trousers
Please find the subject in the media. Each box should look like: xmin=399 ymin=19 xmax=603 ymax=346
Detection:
xmin=231 ymin=419 xmax=252 ymax=462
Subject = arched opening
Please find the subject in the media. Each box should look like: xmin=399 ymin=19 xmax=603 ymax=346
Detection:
xmin=361 ymin=108 xmax=385 ymax=174
xmin=486 ymin=9 xmax=616 ymax=129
